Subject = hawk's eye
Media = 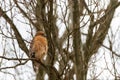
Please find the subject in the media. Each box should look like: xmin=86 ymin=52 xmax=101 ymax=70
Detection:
xmin=41 ymin=33 xmax=46 ymax=37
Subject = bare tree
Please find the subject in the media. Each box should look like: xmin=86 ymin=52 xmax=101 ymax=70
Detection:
xmin=0 ymin=0 xmax=120 ymax=80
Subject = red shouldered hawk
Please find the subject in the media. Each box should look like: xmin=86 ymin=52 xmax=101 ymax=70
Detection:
xmin=29 ymin=31 xmax=48 ymax=72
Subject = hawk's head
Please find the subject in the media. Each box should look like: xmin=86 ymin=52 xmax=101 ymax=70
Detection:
xmin=35 ymin=31 xmax=46 ymax=37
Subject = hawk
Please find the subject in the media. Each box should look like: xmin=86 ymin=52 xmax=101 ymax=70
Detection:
xmin=29 ymin=31 xmax=48 ymax=72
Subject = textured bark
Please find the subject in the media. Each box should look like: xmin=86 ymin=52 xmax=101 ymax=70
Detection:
xmin=72 ymin=0 xmax=83 ymax=80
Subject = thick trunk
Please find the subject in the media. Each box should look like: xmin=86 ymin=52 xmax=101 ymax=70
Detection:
xmin=72 ymin=0 xmax=85 ymax=80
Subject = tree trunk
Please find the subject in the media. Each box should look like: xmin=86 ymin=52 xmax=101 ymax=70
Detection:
xmin=72 ymin=0 xmax=84 ymax=80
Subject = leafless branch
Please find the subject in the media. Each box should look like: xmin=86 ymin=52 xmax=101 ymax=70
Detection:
xmin=0 ymin=6 xmax=29 ymax=55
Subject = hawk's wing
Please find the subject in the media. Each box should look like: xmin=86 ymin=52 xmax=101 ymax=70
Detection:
xmin=29 ymin=34 xmax=48 ymax=72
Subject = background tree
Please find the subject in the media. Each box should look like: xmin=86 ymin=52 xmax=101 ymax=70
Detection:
xmin=0 ymin=0 xmax=120 ymax=80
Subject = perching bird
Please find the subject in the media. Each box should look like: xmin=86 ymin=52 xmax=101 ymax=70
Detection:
xmin=29 ymin=31 xmax=48 ymax=72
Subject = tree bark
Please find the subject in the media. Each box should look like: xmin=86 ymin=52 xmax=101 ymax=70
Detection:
xmin=72 ymin=0 xmax=84 ymax=80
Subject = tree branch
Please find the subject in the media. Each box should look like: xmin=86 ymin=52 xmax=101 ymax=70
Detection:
xmin=0 ymin=56 xmax=30 ymax=61
xmin=13 ymin=0 xmax=37 ymax=28
xmin=0 ymin=60 xmax=28 ymax=70
xmin=0 ymin=55 xmax=61 ymax=79
xmin=101 ymin=44 xmax=120 ymax=57
xmin=0 ymin=7 xmax=29 ymax=56
xmin=85 ymin=1 xmax=120 ymax=57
